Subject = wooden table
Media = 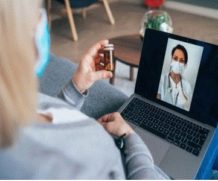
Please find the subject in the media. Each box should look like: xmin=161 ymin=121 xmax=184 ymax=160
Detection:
xmin=109 ymin=34 xmax=143 ymax=84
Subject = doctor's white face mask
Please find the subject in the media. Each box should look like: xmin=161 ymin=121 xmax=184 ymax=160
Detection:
xmin=35 ymin=9 xmax=50 ymax=78
xmin=170 ymin=59 xmax=185 ymax=75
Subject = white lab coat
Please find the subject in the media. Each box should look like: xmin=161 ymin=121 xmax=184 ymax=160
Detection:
xmin=158 ymin=74 xmax=192 ymax=111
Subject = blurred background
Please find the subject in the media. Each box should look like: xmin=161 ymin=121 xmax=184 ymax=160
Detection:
xmin=47 ymin=0 xmax=218 ymax=96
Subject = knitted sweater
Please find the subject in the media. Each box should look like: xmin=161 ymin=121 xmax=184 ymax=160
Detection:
xmin=0 ymin=81 xmax=168 ymax=179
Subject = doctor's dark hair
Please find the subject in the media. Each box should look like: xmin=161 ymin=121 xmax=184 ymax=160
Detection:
xmin=171 ymin=44 xmax=188 ymax=64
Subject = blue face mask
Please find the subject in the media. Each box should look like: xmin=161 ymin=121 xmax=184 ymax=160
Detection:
xmin=35 ymin=9 xmax=50 ymax=78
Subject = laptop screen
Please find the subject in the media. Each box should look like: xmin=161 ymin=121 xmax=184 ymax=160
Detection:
xmin=135 ymin=29 xmax=218 ymax=127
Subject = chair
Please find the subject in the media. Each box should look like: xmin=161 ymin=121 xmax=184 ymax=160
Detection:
xmin=39 ymin=54 xmax=127 ymax=119
xmin=46 ymin=0 xmax=115 ymax=41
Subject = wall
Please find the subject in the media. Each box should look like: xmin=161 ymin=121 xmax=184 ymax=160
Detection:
xmin=164 ymin=0 xmax=218 ymax=19
xmin=167 ymin=0 xmax=218 ymax=9
xmin=117 ymin=0 xmax=142 ymax=4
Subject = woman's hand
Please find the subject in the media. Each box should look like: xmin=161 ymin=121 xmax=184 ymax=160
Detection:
xmin=98 ymin=112 xmax=135 ymax=137
xmin=72 ymin=40 xmax=113 ymax=93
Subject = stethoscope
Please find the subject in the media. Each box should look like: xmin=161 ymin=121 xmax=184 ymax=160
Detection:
xmin=167 ymin=73 xmax=184 ymax=105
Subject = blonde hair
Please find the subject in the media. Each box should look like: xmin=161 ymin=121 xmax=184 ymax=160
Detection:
xmin=0 ymin=0 xmax=42 ymax=147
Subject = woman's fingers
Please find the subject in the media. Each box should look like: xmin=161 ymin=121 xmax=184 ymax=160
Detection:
xmin=87 ymin=40 xmax=109 ymax=59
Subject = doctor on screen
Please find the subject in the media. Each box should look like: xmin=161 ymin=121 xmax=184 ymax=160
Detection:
xmin=157 ymin=44 xmax=192 ymax=111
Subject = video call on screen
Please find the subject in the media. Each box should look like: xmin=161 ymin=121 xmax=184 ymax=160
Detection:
xmin=135 ymin=29 xmax=218 ymax=127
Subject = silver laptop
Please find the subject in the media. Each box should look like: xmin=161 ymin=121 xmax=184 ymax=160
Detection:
xmin=119 ymin=29 xmax=218 ymax=179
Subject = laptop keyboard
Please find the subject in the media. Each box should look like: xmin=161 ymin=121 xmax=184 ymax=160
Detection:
xmin=121 ymin=97 xmax=209 ymax=156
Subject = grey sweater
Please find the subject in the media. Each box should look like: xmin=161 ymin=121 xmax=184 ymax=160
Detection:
xmin=0 ymin=81 xmax=169 ymax=179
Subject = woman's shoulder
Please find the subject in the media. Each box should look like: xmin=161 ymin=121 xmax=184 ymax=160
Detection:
xmin=159 ymin=73 xmax=169 ymax=84
xmin=181 ymin=78 xmax=191 ymax=88
xmin=0 ymin=119 xmax=121 ymax=179
xmin=28 ymin=119 xmax=116 ymax=149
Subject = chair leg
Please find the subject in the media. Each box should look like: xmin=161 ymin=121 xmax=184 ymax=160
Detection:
xmin=130 ymin=66 xmax=134 ymax=81
xmin=46 ymin=0 xmax=52 ymax=28
xmin=64 ymin=0 xmax=78 ymax=41
xmin=102 ymin=0 xmax=115 ymax=25
xmin=82 ymin=8 xmax=87 ymax=19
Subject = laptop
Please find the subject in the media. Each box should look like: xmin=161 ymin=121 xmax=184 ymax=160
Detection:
xmin=119 ymin=29 xmax=218 ymax=179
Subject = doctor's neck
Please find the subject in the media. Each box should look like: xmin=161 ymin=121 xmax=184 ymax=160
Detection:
xmin=170 ymin=71 xmax=181 ymax=85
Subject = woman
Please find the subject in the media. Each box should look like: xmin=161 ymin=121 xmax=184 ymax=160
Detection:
xmin=157 ymin=44 xmax=192 ymax=111
xmin=0 ymin=0 xmax=168 ymax=179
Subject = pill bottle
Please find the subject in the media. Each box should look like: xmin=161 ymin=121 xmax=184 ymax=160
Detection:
xmin=103 ymin=44 xmax=114 ymax=71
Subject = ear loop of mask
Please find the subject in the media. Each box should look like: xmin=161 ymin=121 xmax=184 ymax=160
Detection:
xmin=35 ymin=9 xmax=50 ymax=78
